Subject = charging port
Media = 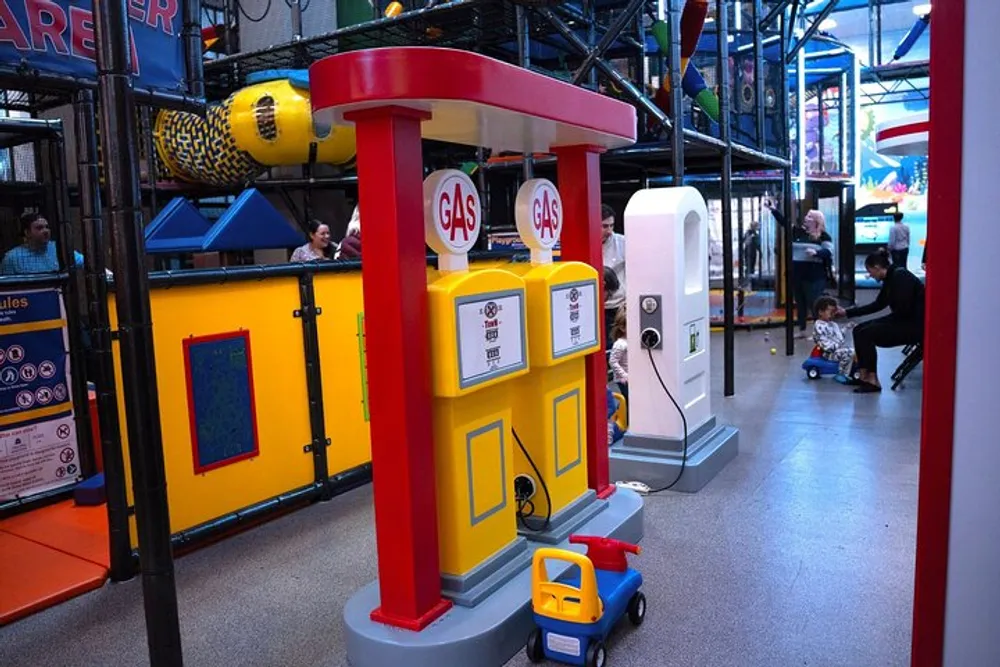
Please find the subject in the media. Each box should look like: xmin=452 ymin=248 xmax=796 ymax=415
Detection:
xmin=514 ymin=474 xmax=536 ymax=502
xmin=640 ymin=327 xmax=662 ymax=350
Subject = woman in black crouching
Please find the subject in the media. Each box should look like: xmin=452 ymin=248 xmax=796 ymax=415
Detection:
xmin=837 ymin=248 xmax=924 ymax=393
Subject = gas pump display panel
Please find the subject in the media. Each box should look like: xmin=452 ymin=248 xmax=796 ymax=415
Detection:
xmin=456 ymin=290 xmax=527 ymax=390
xmin=550 ymin=280 xmax=599 ymax=360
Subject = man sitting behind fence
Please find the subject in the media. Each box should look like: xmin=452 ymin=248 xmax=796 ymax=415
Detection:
xmin=2 ymin=212 xmax=83 ymax=275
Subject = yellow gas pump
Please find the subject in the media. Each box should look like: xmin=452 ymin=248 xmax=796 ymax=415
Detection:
xmin=423 ymin=169 xmax=532 ymax=604
xmin=509 ymin=179 xmax=604 ymax=541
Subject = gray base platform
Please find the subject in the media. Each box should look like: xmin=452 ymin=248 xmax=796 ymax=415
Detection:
xmin=517 ymin=489 xmax=607 ymax=544
xmin=441 ymin=537 xmax=531 ymax=607
xmin=610 ymin=416 xmax=739 ymax=493
xmin=342 ymin=488 xmax=644 ymax=667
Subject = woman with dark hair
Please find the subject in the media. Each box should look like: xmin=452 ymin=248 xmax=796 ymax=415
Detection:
xmin=291 ymin=219 xmax=333 ymax=262
xmin=836 ymin=248 xmax=925 ymax=393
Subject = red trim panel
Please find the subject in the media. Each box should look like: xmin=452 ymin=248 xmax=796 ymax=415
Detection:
xmin=876 ymin=121 xmax=930 ymax=142
xmin=309 ymin=47 xmax=637 ymax=148
xmin=554 ymin=145 xmax=613 ymax=498
xmin=183 ymin=330 xmax=261 ymax=475
xmin=911 ymin=0 xmax=963 ymax=664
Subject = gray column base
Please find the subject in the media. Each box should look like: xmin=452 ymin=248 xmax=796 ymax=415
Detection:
xmin=342 ymin=488 xmax=644 ymax=667
xmin=517 ymin=489 xmax=607 ymax=544
xmin=440 ymin=537 xmax=531 ymax=607
xmin=610 ymin=416 xmax=739 ymax=493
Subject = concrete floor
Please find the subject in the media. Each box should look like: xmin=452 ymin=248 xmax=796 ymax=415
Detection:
xmin=0 ymin=327 xmax=922 ymax=667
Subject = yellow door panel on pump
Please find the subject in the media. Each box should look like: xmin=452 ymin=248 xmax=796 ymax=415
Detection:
xmin=552 ymin=386 xmax=584 ymax=478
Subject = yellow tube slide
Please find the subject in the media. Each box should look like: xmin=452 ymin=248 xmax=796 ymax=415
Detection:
xmin=154 ymin=77 xmax=356 ymax=188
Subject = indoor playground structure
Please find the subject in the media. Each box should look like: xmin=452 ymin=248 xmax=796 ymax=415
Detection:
xmin=0 ymin=0 xmax=806 ymax=662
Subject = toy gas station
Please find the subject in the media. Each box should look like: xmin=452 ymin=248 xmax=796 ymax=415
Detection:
xmin=309 ymin=48 xmax=654 ymax=664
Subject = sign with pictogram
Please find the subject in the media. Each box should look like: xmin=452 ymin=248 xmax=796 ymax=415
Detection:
xmin=550 ymin=280 xmax=600 ymax=358
xmin=456 ymin=290 xmax=527 ymax=388
xmin=0 ymin=415 xmax=78 ymax=502
xmin=0 ymin=289 xmax=79 ymax=502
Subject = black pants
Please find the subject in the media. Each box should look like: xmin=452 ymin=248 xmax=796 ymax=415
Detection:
xmin=793 ymin=276 xmax=826 ymax=330
xmin=891 ymin=248 xmax=909 ymax=269
xmin=852 ymin=316 xmax=923 ymax=372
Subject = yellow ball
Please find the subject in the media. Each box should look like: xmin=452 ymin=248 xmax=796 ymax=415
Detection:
xmin=770 ymin=348 xmax=777 ymax=355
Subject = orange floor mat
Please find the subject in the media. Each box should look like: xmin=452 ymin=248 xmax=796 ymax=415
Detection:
xmin=0 ymin=500 xmax=111 ymax=625
xmin=0 ymin=532 xmax=107 ymax=625
xmin=0 ymin=500 xmax=110 ymax=568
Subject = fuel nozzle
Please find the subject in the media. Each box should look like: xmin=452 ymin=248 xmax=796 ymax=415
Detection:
xmin=569 ymin=534 xmax=642 ymax=573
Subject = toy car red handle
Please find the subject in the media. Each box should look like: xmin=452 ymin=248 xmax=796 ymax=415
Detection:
xmin=569 ymin=535 xmax=641 ymax=572
xmin=569 ymin=535 xmax=641 ymax=554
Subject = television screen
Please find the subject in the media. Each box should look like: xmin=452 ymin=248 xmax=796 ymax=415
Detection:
xmin=855 ymin=216 xmax=893 ymax=245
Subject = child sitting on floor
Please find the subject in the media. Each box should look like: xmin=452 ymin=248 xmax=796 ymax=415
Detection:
xmin=813 ymin=295 xmax=856 ymax=384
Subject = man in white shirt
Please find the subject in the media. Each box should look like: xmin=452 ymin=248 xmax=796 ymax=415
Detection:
xmin=602 ymin=203 xmax=626 ymax=348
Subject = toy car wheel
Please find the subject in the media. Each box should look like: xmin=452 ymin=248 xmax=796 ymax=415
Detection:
xmin=627 ymin=591 xmax=647 ymax=626
xmin=807 ymin=367 xmax=821 ymax=379
xmin=525 ymin=628 xmax=544 ymax=663
xmin=585 ymin=640 xmax=607 ymax=667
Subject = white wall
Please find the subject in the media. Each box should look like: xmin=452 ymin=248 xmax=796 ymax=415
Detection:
xmin=943 ymin=0 xmax=1000 ymax=664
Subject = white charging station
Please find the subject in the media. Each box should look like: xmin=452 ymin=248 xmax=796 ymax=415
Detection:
xmin=609 ymin=186 xmax=739 ymax=492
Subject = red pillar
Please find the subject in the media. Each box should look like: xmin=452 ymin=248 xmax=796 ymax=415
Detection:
xmin=346 ymin=106 xmax=452 ymax=631
xmin=555 ymin=144 xmax=615 ymax=499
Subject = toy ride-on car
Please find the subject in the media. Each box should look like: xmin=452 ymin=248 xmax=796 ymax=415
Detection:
xmin=525 ymin=535 xmax=645 ymax=667
xmin=802 ymin=346 xmax=861 ymax=381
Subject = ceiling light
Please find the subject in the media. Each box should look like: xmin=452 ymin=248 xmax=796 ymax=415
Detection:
xmin=913 ymin=3 xmax=931 ymax=15
xmin=819 ymin=18 xmax=837 ymax=30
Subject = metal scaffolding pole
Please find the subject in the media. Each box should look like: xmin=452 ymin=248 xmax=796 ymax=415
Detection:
xmin=516 ymin=5 xmax=533 ymax=181
xmin=780 ymin=10 xmax=795 ymax=356
xmin=571 ymin=0 xmax=646 ymax=86
xmin=752 ymin=0 xmax=766 ymax=151
xmin=759 ymin=0 xmax=792 ymax=30
xmin=47 ymin=134 xmax=97 ymax=482
xmin=868 ymin=0 xmax=876 ymax=66
xmin=636 ymin=11 xmax=647 ymax=138
xmin=668 ymin=0 xmax=684 ymax=184
xmin=717 ymin=0 xmax=735 ymax=397
xmin=140 ymin=107 xmax=159 ymax=217
xmin=839 ymin=71 xmax=847 ymax=173
xmin=786 ymin=0 xmax=839 ymax=64
xmin=540 ymin=9 xmax=672 ymax=131
xmin=182 ymin=0 xmax=204 ymax=100
xmin=93 ymin=0 xmax=182 ymax=664
xmin=73 ymin=89 xmax=132 ymax=584
xmin=587 ymin=0 xmax=597 ymax=89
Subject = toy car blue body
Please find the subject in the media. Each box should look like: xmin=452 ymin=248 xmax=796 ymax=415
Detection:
xmin=802 ymin=346 xmax=861 ymax=381
xmin=532 ymin=568 xmax=643 ymax=666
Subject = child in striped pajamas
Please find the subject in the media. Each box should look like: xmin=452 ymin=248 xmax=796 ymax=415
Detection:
xmin=813 ymin=296 xmax=855 ymax=383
